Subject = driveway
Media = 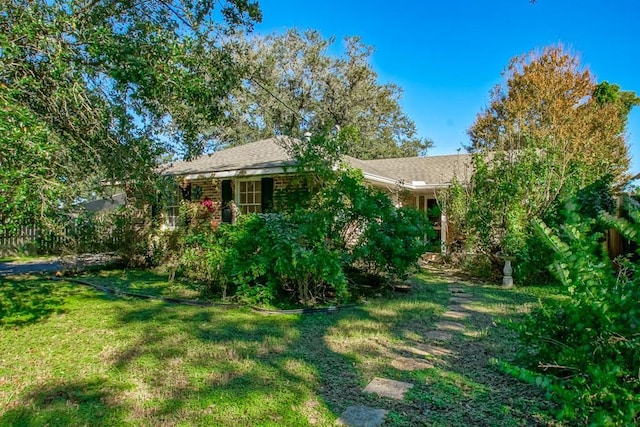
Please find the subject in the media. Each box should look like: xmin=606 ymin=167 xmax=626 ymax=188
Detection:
xmin=0 ymin=254 xmax=119 ymax=276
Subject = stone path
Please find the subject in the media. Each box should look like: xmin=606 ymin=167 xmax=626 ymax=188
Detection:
xmin=335 ymin=282 xmax=474 ymax=426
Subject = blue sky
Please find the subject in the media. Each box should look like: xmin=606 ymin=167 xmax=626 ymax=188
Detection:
xmin=253 ymin=0 xmax=640 ymax=170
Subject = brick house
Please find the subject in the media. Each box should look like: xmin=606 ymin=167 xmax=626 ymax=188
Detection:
xmin=161 ymin=136 xmax=471 ymax=249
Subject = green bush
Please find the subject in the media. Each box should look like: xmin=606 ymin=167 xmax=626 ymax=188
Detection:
xmin=353 ymin=205 xmax=431 ymax=281
xmin=231 ymin=213 xmax=348 ymax=306
xmin=177 ymin=213 xmax=347 ymax=306
xmin=173 ymin=168 xmax=432 ymax=306
xmin=518 ymin=201 xmax=640 ymax=425
xmin=171 ymin=131 xmax=432 ymax=307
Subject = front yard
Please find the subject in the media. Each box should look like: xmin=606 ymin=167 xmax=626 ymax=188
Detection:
xmin=0 ymin=270 xmax=565 ymax=426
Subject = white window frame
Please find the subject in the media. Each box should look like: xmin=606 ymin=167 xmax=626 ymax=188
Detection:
xmin=162 ymin=186 xmax=181 ymax=230
xmin=236 ymin=179 xmax=262 ymax=214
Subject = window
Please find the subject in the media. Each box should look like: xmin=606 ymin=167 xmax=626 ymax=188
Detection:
xmin=163 ymin=185 xmax=181 ymax=230
xmin=238 ymin=180 xmax=262 ymax=214
xmin=235 ymin=178 xmax=275 ymax=215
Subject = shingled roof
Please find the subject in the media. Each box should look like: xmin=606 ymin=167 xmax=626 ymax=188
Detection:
xmin=161 ymin=137 xmax=296 ymax=177
xmin=162 ymin=137 xmax=472 ymax=188
xmin=359 ymin=154 xmax=473 ymax=187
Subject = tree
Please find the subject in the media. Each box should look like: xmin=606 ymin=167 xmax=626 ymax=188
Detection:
xmin=468 ymin=45 xmax=631 ymax=185
xmin=0 ymin=0 xmax=260 ymax=231
xmin=457 ymin=46 xmax=638 ymax=281
xmin=217 ymin=29 xmax=431 ymax=159
xmin=593 ymin=80 xmax=640 ymax=121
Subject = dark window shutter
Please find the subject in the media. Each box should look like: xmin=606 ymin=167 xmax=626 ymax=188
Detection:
xmin=180 ymin=182 xmax=192 ymax=201
xmin=222 ymin=205 xmax=232 ymax=223
xmin=261 ymin=178 xmax=274 ymax=213
xmin=222 ymin=180 xmax=233 ymax=205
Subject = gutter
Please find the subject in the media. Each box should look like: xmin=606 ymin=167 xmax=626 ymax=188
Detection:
xmin=179 ymin=166 xmax=291 ymax=180
xmin=362 ymin=172 xmax=448 ymax=191
xmin=170 ymin=166 xmax=452 ymax=191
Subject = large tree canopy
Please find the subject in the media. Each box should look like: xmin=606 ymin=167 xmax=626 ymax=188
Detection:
xmin=468 ymin=45 xmax=634 ymax=184
xmin=217 ymin=29 xmax=431 ymax=159
xmin=0 ymin=0 xmax=260 ymax=230
xmin=452 ymin=45 xmax=639 ymax=281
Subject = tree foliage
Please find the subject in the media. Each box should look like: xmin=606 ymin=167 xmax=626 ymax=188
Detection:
xmin=468 ymin=45 xmax=631 ymax=184
xmin=452 ymin=46 xmax=637 ymax=280
xmin=514 ymin=200 xmax=640 ymax=425
xmin=0 ymin=0 xmax=260 ymax=231
xmin=218 ymin=29 xmax=431 ymax=159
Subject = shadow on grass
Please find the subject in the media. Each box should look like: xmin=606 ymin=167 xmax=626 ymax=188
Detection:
xmin=0 ymin=275 xmax=73 ymax=327
xmin=0 ymin=271 xmax=561 ymax=426
xmin=103 ymin=303 xmax=370 ymax=425
xmin=79 ymin=269 xmax=201 ymax=300
xmin=1 ymin=379 xmax=126 ymax=427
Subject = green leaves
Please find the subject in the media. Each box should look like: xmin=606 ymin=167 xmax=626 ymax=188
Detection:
xmin=0 ymin=0 xmax=260 ymax=231
xmin=518 ymin=202 xmax=640 ymax=424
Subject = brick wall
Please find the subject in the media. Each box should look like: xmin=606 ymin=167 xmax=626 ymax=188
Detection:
xmin=185 ymin=178 xmax=223 ymax=222
xmin=182 ymin=175 xmax=299 ymax=220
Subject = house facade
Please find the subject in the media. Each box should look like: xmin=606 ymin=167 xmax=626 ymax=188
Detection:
xmin=161 ymin=137 xmax=472 ymax=250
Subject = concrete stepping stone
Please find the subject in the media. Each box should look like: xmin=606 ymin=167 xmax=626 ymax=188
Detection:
xmin=390 ymin=356 xmax=434 ymax=371
xmin=448 ymin=287 xmax=466 ymax=293
xmin=336 ymin=405 xmax=388 ymax=427
xmin=449 ymin=304 xmax=470 ymax=312
xmin=363 ymin=377 xmax=414 ymax=400
xmin=404 ymin=343 xmax=452 ymax=358
xmin=449 ymin=296 xmax=472 ymax=304
xmin=435 ymin=321 xmax=465 ymax=332
xmin=449 ymin=291 xmax=470 ymax=297
xmin=424 ymin=330 xmax=453 ymax=342
xmin=442 ymin=310 xmax=469 ymax=320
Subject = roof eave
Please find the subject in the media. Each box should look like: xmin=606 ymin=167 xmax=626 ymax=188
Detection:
xmin=174 ymin=166 xmax=291 ymax=180
xmin=362 ymin=173 xmax=450 ymax=190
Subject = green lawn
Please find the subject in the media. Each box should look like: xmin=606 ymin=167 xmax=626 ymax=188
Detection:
xmin=0 ymin=270 xmax=565 ymax=426
xmin=76 ymin=269 xmax=204 ymax=301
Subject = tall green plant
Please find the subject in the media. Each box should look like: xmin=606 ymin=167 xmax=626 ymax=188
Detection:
xmin=518 ymin=201 xmax=640 ymax=424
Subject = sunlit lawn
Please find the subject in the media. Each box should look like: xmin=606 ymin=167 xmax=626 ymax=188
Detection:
xmin=0 ymin=270 xmax=565 ymax=426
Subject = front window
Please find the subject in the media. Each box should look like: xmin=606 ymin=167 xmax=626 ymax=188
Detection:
xmin=238 ymin=180 xmax=262 ymax=214
xmin=163 ymin=184 xmax=181 ymax=230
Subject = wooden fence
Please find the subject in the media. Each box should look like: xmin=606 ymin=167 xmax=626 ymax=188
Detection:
xmin=0 ymin=223 xmax=123 ymax=256
xmin=0 ymin=225 xmax=67 ymax=255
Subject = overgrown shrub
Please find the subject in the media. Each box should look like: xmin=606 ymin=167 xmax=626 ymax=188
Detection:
xmin=173 ymin=168 xmax=431 ymax=306
xmin=353 ymin=205 xmax=431 ymax=280
xmin=170 ymin=130 xmax=432 ymax=306
xmin=516 ymin=200 xmax=640 ymax=425
xmin=176 ymin=213 xmax=348 ymax=306
xmin=443 ymin=147 xmax=619 ymax=283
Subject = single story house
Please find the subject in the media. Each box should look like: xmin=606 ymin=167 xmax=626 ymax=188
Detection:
xmin=160 ymin=136 xmax=472 ymax=248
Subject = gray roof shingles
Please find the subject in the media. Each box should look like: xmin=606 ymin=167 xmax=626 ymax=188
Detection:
xmin=161 ymin=137 xmax=297 ymax=176
xmin=360 ymin=154 xmax=473 ymax=186
xmin=162 ymin=137 xmax=472 ymax=187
